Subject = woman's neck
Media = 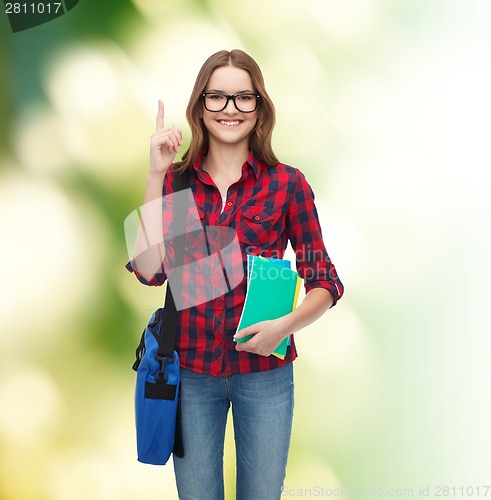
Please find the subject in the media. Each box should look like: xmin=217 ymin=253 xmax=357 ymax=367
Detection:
xmin=203 ymin=142 xmax=250 ymax=178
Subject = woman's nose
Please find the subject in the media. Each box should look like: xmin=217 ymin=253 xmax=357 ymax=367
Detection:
xmin=223 ymin=97 xmax=238 ymax=113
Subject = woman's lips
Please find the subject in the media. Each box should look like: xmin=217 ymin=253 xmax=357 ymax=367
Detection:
xmin=216 ymin=119 xmax=243 ymax=127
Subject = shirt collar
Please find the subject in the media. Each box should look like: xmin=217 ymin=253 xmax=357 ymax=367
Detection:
xmin=192 ymin=148 xmax=206 ymax=172
xmin=193 ymin=149 xmax=263 ymax=180
xmin=246 ymin=150 xmax=263 ymax=180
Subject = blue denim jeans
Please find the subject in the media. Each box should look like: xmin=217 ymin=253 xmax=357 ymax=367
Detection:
xmin=173 ymin=363 xmax=294 ymax=500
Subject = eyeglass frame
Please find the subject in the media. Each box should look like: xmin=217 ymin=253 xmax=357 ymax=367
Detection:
xmin=201 ymin=92 xmax=261 ymax=113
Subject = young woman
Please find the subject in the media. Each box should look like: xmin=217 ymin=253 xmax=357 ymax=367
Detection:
xmin=127 ymin=49 xmax=344 ymax=500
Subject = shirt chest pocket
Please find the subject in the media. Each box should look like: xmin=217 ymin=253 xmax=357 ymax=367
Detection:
xmin=238 ymin=205 xmax=278 ymax=248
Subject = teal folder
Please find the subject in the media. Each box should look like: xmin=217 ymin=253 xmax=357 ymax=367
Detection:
xmin=235 ymin=256 xmax=302 ymax=359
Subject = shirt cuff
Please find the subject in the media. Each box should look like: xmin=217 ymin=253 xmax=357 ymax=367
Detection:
xmin=304 ymin=280 xmax=343 ymax=307
xmin=125 ymin=259 xmax=167 ymax=287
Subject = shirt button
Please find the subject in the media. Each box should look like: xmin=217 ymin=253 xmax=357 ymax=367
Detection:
xmin=227 ymin=201 xmax=233 ymax=207
xmin=217 ymin=308 xmax=223 ymax=315
xmin=254 ymin=215 xmax=260 ymax=221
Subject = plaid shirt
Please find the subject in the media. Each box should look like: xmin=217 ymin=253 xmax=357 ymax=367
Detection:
xmin=126 ymin=150 xmax=344 ymax=376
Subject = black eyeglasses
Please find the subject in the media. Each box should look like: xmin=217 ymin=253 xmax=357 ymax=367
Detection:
xmin=201 ymin=92 xmax=261 ymax=113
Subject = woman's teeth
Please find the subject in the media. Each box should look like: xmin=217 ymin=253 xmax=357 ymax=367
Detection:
xmin=218 ymin=120 xmax=241 ymax=126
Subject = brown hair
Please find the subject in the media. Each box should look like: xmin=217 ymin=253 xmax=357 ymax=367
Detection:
xmin=177 ymin=49 xmax=279 ymax=172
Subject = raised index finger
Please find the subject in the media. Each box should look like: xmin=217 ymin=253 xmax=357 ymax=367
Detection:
xmin=156 ymin=99 xmax=165 ymax=131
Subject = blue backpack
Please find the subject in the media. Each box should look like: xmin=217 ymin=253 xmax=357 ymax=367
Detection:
xmin=132 ymin=167 xmax=189 ymax=465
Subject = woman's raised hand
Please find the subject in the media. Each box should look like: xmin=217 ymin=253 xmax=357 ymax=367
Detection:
xmin=149 ymin=100 xmax=183 ymax=177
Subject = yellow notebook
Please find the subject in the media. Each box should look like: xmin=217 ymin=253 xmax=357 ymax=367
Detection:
xmin=235 ymin=256 xmax=302 ymax=359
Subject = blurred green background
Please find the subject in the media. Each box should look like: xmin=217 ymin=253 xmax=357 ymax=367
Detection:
xmin=1 ymin=0 xmax=491 ymax=498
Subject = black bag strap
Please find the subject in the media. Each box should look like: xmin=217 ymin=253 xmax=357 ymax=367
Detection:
xmin=131 ymin=165 xmax=190 ymax=373
xmin=157 ymin=165 xmax=190 ymax=360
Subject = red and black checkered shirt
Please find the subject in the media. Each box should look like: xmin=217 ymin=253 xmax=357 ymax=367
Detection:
xmin=126 ymin=150 xmax=344 ymax=376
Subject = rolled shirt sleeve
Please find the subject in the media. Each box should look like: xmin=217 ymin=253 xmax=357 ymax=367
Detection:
xmin=286 ymin=170 xmax=344 ymax=305
xmin=125 ymin=259 xmax=167 ymax=286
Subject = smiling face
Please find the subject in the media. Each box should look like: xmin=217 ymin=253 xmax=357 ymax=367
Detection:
xmin=201 ymin=65 xmax=258 ymax=151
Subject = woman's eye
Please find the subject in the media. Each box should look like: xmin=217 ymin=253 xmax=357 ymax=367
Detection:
xmin=238 ymin=95 xmax=253 ymax=101
xmin=209 ymin=94 xmax=225 ymax=100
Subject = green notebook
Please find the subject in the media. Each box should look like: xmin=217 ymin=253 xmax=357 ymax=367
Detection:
xmin=235 ymin=256 xmax=302 ymax=359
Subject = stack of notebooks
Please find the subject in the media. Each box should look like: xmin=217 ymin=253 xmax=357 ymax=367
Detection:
xmin=234 ymin=255 xmax=302 ymax=359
